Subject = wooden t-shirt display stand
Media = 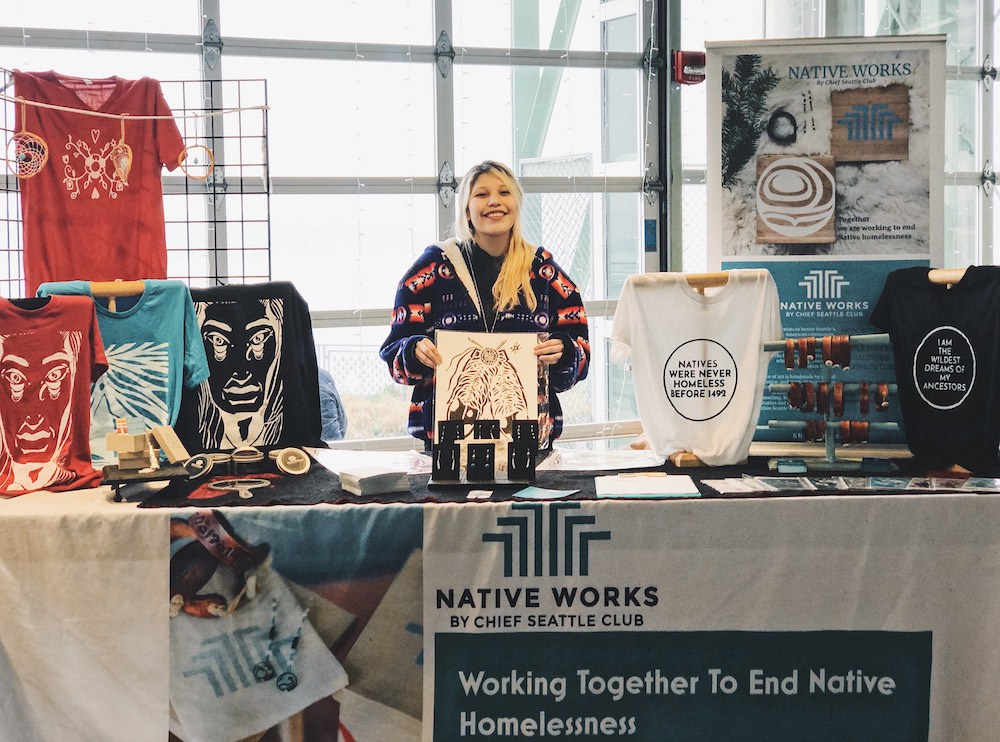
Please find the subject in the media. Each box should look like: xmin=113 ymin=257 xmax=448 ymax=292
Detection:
xmin=660 ymin=271 xmax=731 ymax=468
xmin=89 ymin=278 xmax=146 ymax=310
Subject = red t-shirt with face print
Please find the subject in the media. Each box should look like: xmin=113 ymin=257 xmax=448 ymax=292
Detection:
xmin=13 ymin=70 xmax=185 ymax=295
xmin=0 ymin=296 xmax=108 ymax=495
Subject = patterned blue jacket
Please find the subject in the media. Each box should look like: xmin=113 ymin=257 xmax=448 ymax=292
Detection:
xmin=380 ymin=239 xmax=590 ymax=444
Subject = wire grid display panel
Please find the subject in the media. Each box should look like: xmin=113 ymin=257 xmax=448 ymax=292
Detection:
xmin=0 ymin=75 xmax=21 ymax=298
xmin=0 ymin=75 xmax=270 ymax=297
xmin=519 ymin=154 xmax=594 ymax=297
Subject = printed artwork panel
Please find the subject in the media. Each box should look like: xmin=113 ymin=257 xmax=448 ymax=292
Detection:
xmin=433 ymin=330 xmax=540 ymax=440
xmin=831 ymin=84 xmax=910 ymax=162
xmin=194 ymin=298 xmax=285 ymax=450
xmin=432 ymin=330 xmax=542 ymax=482
xmin=755 ymin=155 xmax=836 ymax=244
xmin=712 ymin=43 xmax=937 ymax=259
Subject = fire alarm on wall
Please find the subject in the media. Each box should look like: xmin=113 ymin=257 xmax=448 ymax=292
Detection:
xmin=672 ymin=50 xmax=706 ymax=85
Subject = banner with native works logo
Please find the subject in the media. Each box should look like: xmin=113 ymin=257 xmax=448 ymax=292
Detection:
xmin=422 ymin=502 xmax=932 ymax=741
xmin=744 ymin=259 xmax=921 ymax=442
xmin=706 ymin=35 xmax=945 ymax=448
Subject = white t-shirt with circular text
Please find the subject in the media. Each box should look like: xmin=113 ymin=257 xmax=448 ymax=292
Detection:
xmin=611 ymin=270 xmax=782 ymax=465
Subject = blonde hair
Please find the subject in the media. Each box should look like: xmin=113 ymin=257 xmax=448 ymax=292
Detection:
xmin=453 ymin=160 xmax=538 ymax=313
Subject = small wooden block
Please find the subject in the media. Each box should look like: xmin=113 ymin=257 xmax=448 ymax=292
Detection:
xmin=755 ymin=155 xmax=836 ymax=244
xmin=117 ymin=449 xmax=160 ymax=470
xmin=150 ymin=425 xmax=190 ymax=464
xmin=105 ymin=432 xmax=149 ymax=453
xmin=831 ymin=84 xmax=909 ymax=162
xmin=669 ymin=451 xmax=705 ymax=468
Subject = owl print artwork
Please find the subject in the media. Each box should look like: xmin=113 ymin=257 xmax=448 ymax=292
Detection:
xmin=434 ymin=330 xmax=540 ymax=439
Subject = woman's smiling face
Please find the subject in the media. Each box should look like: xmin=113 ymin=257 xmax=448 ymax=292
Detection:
xmin=466 ymin=171 xmax=518 ymax=246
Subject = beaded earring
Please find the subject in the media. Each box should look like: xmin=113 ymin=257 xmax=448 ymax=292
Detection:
xmin=110 ymin=115 xmax=133 ymax=185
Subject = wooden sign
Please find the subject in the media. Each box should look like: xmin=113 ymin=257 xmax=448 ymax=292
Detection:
xmin=831 ymin=84 xmax=910 ymax=162
xmin=755 ymin=155 xmax=836 ymax=244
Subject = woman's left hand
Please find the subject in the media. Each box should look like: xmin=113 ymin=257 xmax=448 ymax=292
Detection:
xmin=534 ymin=338 xmax=566 ymax=366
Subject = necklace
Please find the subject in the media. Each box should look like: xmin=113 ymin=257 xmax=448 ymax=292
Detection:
xmin=463 ymin=242 xmax=504 ymax=333
xmin=254 ymin=597 xmax=310 ymax=692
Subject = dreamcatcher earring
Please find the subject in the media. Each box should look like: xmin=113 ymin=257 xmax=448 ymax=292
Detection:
xmin=6 ymin=98 xmax=48 ymax=179
xmin=110 ymin=114 xmax=133 ymax=185
xmin=178 ymin=143 xmax=215 ymax=180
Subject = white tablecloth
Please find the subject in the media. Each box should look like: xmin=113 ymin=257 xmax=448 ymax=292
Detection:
xmin=0 ymin=488 xmax=169 ymax=742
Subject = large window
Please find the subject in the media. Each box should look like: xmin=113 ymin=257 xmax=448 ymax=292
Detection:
xmin=1 ymin=1 xmax=656 ymax=445
xmin=3 ymin=0 xmax=995 ymax=445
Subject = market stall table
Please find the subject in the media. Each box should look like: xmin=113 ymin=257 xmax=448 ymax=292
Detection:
xmin=2 ymin=461 xmax=999 ymax=741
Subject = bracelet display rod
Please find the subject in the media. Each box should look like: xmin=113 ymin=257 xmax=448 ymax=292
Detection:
xmin=762 ymin=333 xmax=899 ymax=472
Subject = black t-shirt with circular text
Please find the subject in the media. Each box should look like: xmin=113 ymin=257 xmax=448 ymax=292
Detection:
xmin=870 ymin=266 xmax=1000 ymax=472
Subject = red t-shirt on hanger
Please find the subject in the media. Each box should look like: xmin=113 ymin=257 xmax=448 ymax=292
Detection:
xmin=13 ymin=70 xmax=185 ymax=295
xmin=0 ymin=295 xmax=108 ymax=495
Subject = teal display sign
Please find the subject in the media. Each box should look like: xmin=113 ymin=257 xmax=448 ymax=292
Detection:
xmin=434 ymin=630 xmax=931 ymax=741
xmin=726 ymin=259 xmax=926 ymax=443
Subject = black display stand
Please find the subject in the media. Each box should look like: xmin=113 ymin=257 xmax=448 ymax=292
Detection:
xmin=103 ymin=462 xmax=190 ymax=502
xmin=431 ymin=419 xmax=539 ymax=484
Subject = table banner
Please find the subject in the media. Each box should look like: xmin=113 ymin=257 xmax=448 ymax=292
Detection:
xmin=167 ymin=503 xmax=423 ymax=742
xmin=423 ymin=499 xmax=938 ymax=741
xmin=433 ymin=630 xmax=930 ymax=741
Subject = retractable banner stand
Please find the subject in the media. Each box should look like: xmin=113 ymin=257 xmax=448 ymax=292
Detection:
xmin=706 ymin=35 xmax=946 ymax=443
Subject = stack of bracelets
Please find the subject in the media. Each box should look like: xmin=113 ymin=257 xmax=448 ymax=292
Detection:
xmin=783 ymin=334 xmax=854 ymax=371
xmin=779 ymin=334 xmax=894 ymax=446
xmin=786 ymin=381 xmax=891 ymax=443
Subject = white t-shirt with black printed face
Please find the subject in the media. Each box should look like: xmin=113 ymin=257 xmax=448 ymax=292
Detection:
xmin=612 ymin=269 xmax=782 ymax=466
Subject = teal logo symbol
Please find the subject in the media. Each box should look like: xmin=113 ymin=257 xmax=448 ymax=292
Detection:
xmin=483 ymin=503 xmax=610 ymax=578
xmin=836 ymin=103 xmax=903 ymax=141
xmin=798 ymin=269 xmax=850 ymax=300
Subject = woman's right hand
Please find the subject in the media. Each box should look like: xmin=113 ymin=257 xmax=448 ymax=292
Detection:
xmin=414 ymin=337 xmax=442 ymax=369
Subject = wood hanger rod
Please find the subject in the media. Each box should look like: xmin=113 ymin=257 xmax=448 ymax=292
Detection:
xmin=927 ymin=268 xmax=966 ymax=286
xmin=682 ymin=271 xmax=730 ymax=290
xmin=89 ymin=280 xmax=146 ymax=298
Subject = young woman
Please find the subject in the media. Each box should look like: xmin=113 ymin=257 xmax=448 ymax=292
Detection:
xmin=380 ymin=160 xmax=590 ymax=447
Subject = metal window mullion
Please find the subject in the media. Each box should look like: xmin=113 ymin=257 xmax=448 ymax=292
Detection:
xmin=642 ymin=0 xmax=666 ymax=274
xmin=0 ymin=26 xmax=198 ymax=54
xmin=434 ymin=0 xmax=456 ymax=235
xmin=456 ymin=48 xmax=639 ymax=68
xmin=984 ymin=0 xmax=996 ymax=264
xmin=944 ymin=172 xmax=991 ymax=188
xmin=214 ymin=35 xmax=639 ymax=68
xmin=267 ymin=176 xmax=645 ymax=195
xmin=0 ymin=28 xmax=640 ymax=71
xmin=311 ymin=298 xmax=619 ymax=330
xmin=662 ymin=0 xmax=678 ymax=271
xmin=200 ymin=0 xmax=230 ymax=283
